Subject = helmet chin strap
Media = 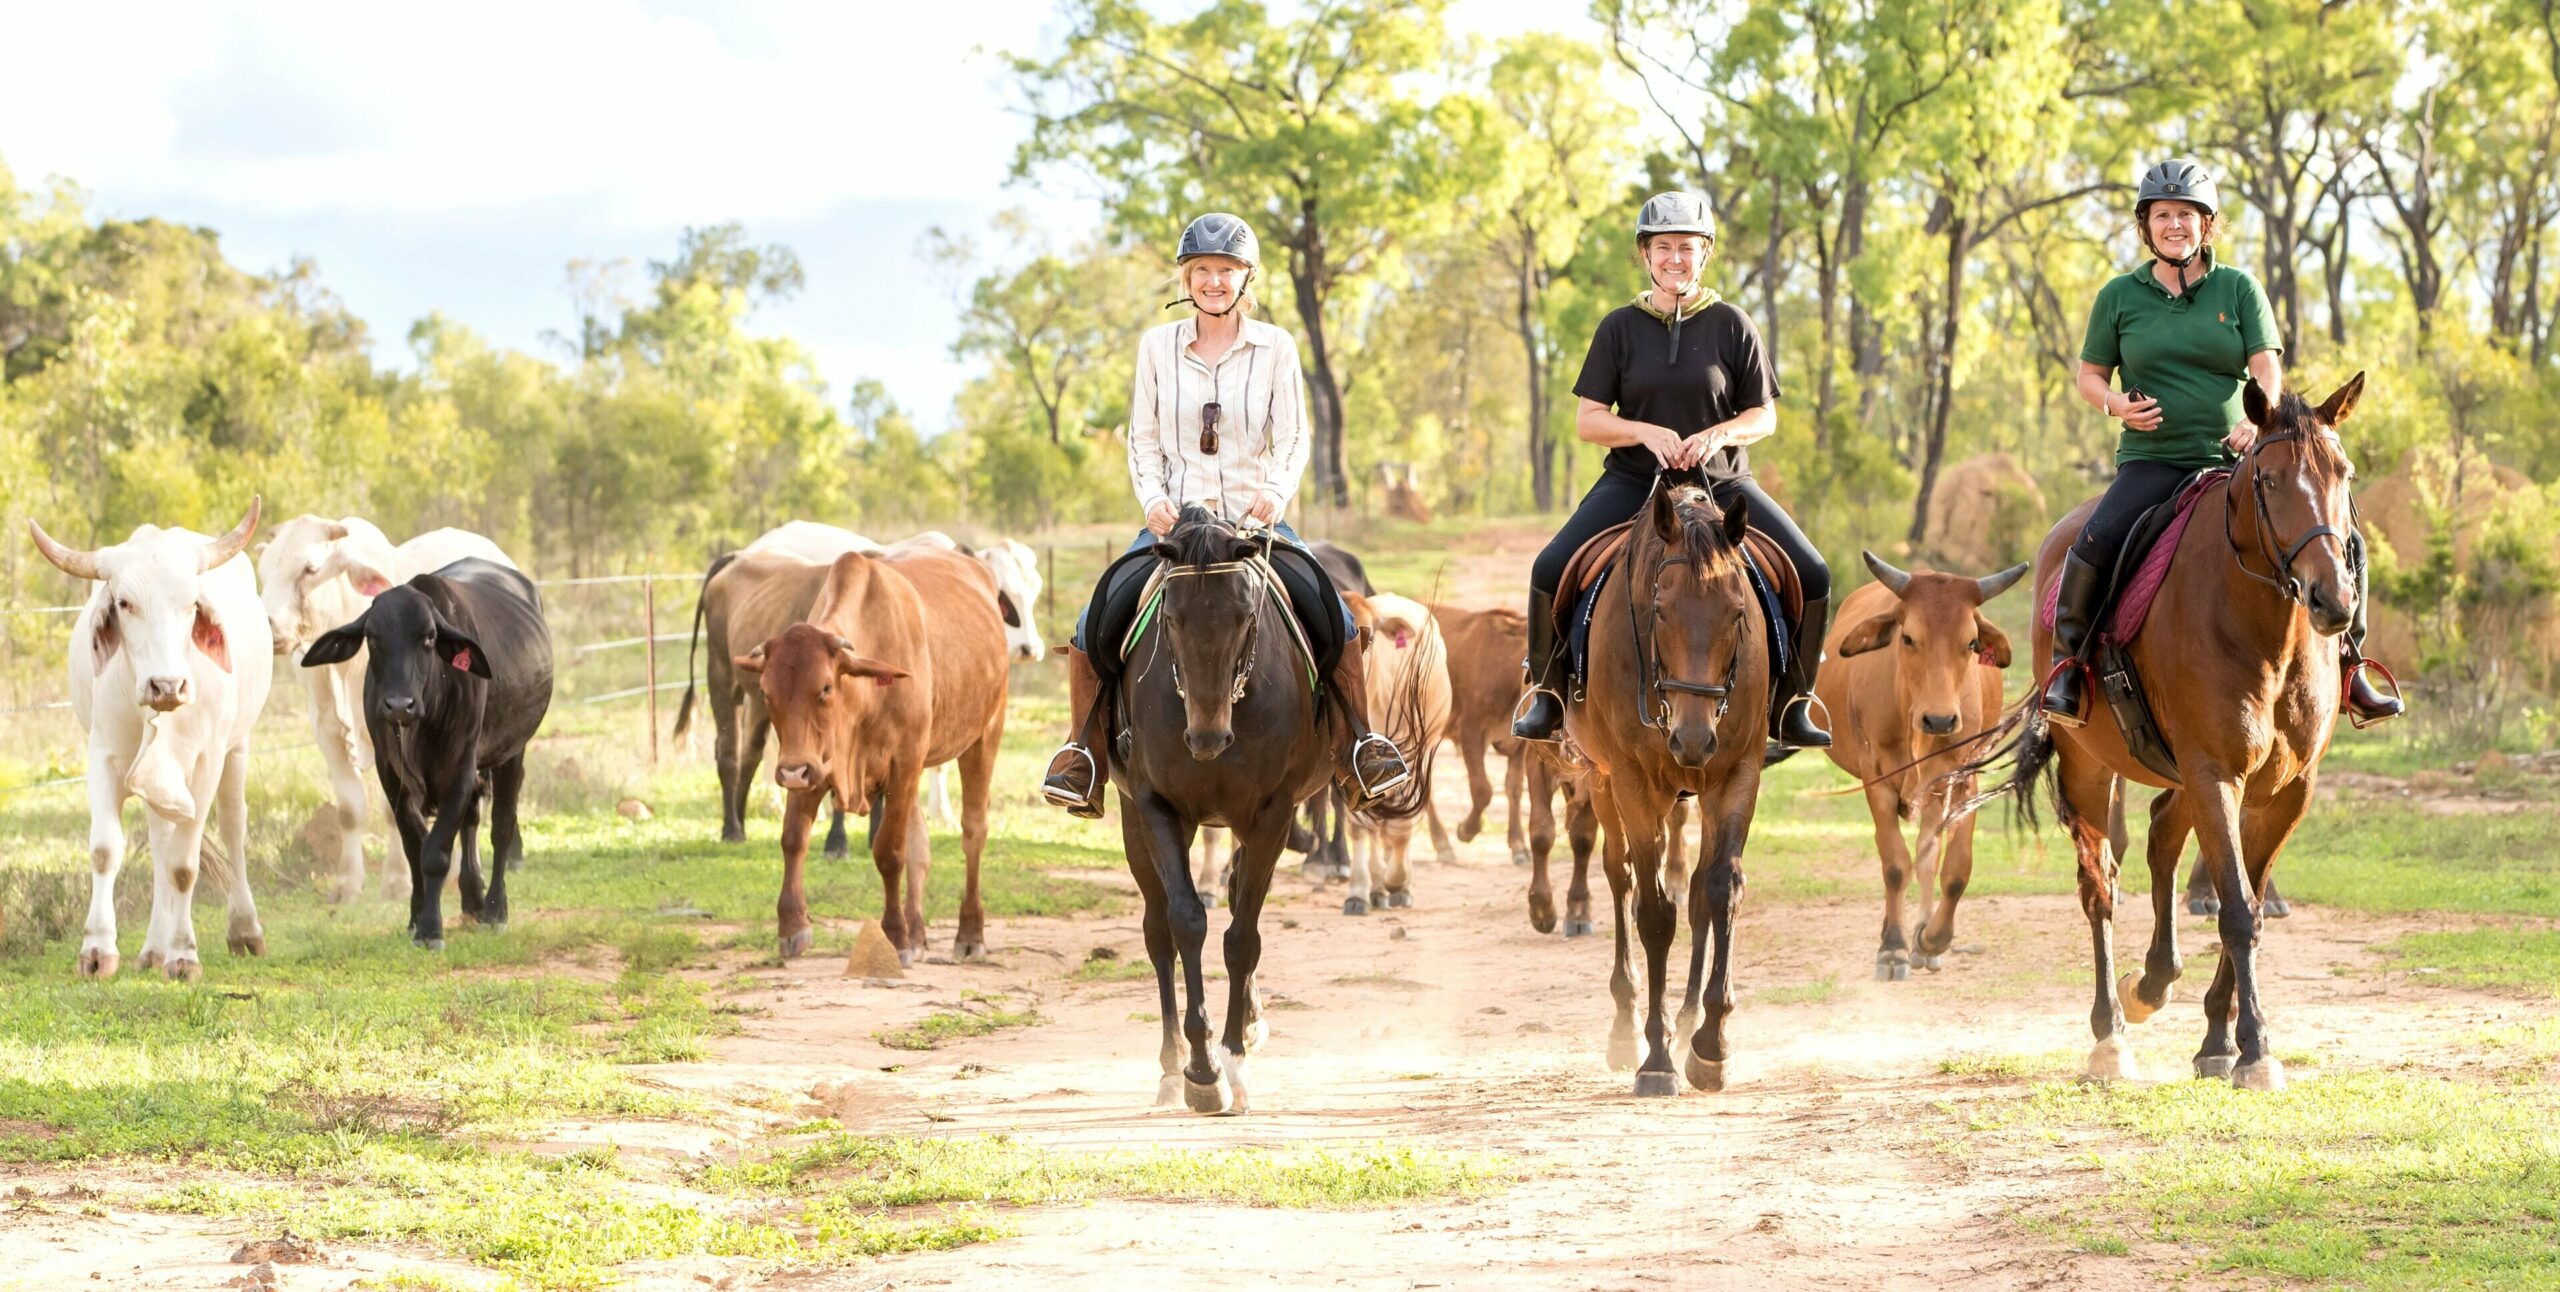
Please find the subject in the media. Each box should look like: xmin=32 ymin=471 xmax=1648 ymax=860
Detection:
xmin=1652 ymin=265 xmax=1698 ymax=363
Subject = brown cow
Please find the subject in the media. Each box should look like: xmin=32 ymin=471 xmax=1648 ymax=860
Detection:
xmin=682 ymin=550 xmax=837 ymax=850
xmin=1424 ymin=604 xmax=1534 ymax=867
xmin=736 ymin=547 xmax=1008 ymax=964
xmin=1816 ymin=551 xmax=2028 ymax=982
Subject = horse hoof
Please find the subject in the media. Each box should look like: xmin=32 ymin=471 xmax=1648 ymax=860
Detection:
xmin=1915 ymin=953 xmax=1942 ymax=972
xmin=415 ymin=937 xmax=445 ymax=952
xmin=779 ymin=928 xmax=813 ymax=961
xmin=1632 ymin=1070 xmax=1680 ymax=1098
xmin=1386 ymin=890 xmax=1411 ymax=909
xmin=822 ymin=844 xmax=849 ymax=862
xmin=139 ymin=949 xmax=164 ymax=971
xmin=480 ymin=920 xmax=507 ymax=935
xmin=1876 ymin=952 xmax=1910 ymax=982
xmin=1511 ymin=847 xmax=1531 ymax=867
xmin=1683 ymin=1052 xmax=1726 ymax=1093
xmin=2118 ymin=972 xmax=2166 ymax=1025
xmin=164 ymin=957 xmax=202 ymax=982
xmin=77 ymin=949 xmax=118 ymax=980
xmin=2193 ymin=1053 xmax=2237 ymax=1081
xmin=1156 ymin=1074 xmax=1184 ymax=1108
xmin=2187 ymin=895 xmax=2220 ymax=917
xmin=1563 ymin=919 xmax=1595 ymax=939
xmin=2231 ymin=1057 xmax=2287 ymax=1092
xmin=1528 ymin=899 xmax=1557 ymax=934
xmin=1343 ymin=896 xmax=1368 ymax=916
xmin=1221 ymin=1054 xmax=1252 ymax=1115
xmin=227 ymin=933 xmax=267 ymax=957
xmin=1184 ymin=1075 xmax=1232 ymax=1115
xmin=2264 ymin=897 xmax=2291 ymax=919
xmin=956 ymin=940 xmax=988 ymax=962
xmin=2083 ymin=1037 xmax=2138 ymax=1083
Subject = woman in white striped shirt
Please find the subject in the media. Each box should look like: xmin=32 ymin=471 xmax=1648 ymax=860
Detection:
xmin=1041 ymin=213 xmax=1413 ymax=818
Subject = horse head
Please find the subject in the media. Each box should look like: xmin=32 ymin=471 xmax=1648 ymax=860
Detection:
xmin=1151 ymin=506 xmax=1269 ymax=760
xmin=2237 ymin=373 xmax=2363 ymax=637
xmin=1635 ymin=472 xmax=1758 ymax=770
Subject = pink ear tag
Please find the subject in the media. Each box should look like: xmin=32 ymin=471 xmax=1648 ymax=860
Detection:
xmin=452 ymin=647 xmax=474 ymax=672
xmin=356 ymin=576 xmax=391 ymax=597
xmin=873 ymin=675 xmax=895 ymax=689
xmin=1977 ymin=649 xmax=1998 ymax=667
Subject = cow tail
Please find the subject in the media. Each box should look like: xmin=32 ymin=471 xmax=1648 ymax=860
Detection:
xmin=671 ymin=552 xmax=734 ymax=742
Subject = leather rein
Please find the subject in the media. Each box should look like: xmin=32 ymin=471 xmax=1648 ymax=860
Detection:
xmin=1624 ymin=482 xmax=1744 ymax=732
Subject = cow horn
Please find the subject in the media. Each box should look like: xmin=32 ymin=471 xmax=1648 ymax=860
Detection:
xmin=200 ymin=496 xmax=262 ymax=572
xmin=27 ymin=519 xmax=102 ymax=581
xmin=1861 ymin=549 xmax=1912 ymax=597
xmin=1976 ymin=562 xmax=2031 ymax=602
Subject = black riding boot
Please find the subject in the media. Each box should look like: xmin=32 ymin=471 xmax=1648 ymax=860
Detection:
xmin=2041 ymin=550 xmax=2107 ymax=727
xmin=1512 ymin=588 xmax=1567 ymax=742
xmin=2341 ymin=535 xmax=2404 ymax=726
xmin=1775 ymin=594 xmax=1833 ymax=748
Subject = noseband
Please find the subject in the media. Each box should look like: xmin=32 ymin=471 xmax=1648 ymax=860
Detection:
xmin=1627 ymin=494 xmax=1742 ymax=732
xmin=2223 ymin=427 xmax=2351 ymax=605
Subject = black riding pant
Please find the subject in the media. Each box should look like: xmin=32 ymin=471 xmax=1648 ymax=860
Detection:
xmin=2070 ymin=460 xmax=2194 ymax=577
xmin=1530 ymin=469 xmax=1831 ymax=601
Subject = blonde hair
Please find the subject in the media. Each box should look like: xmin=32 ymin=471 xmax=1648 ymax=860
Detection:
xmin=1171 ymin=260 xmax=1256 ymax=315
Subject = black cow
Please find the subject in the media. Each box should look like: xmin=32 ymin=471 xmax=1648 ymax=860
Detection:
xmin=303 ymin=558 xmax=554 ymax=948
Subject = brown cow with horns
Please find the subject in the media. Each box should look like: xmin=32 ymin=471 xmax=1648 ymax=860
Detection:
xmin=736 ymin=546 xmax=1008 ymax=964
xmin=1815 ymin=551 xmax=2029 ymax=982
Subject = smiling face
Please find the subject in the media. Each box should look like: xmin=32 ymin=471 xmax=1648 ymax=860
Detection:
xmin=2143 ymin=199 xmax=2212 ymax=263
xmin=1643 ymin=233 xmax=1709 ymax=297
xmin=1184 ymin=255 xmax=1250 ymax=315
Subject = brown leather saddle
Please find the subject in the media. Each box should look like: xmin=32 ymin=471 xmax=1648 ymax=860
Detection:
xmin=1553 ymin=519 xmax=1803 ymax=636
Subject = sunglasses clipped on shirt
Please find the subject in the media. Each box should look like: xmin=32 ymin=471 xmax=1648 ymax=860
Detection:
xmin=1200 ymin=401 xmax=1222 ymax=455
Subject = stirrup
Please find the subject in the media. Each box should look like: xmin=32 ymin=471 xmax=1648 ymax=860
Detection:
xmin=1040 ymin=743 xmax=1103 ymax=816
xmin=2345 ymin=660 xmax=2405 ymax=730
xmin=1349 ymin=733 xmax=1413 ymax=798
xmin=1776 ymin=693 xmax=1834 ymax=749
xmin=1509 ymin=687 xmax=1565 ymax=742
xmin=2038 ymin=658 xmax=2092 ymax=729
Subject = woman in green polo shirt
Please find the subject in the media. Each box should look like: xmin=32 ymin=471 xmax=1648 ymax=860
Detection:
xmin=2043 ymin=158 xmax=2402 ymax=726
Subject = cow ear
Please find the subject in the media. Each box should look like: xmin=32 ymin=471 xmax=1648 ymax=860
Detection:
xmin=337 ymin=549 xmax=396 ymax=599
xmin=301 ymin=617 xmax=366 ymax=668
xmin=192 ymin=600 xmax=233 ymax=674
xmin=733 ymin=644 xmax=768 ymax=674
xmin=91 ymin=606 xmax=122 ymax=672
xmin=1836 ymin=612 xmax=1898 ymax=657
xmin=835 ymin=649 xmax=909 ymax=688
xmin=1721 ymin=493 xmax=1751 ymax=546
xmin=995 ymin=590 xmax=1022 ymax=629
xmin=1972 ymin=613 xmax=2014 ymax=669
xmin=437 ymin=627 xmax=491 ymax=679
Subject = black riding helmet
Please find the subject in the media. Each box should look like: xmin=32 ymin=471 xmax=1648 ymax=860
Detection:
xmin=1170 ymin=213 xmax=1259 ymax=317
xmin=2135 ymin=159 xmax=2219 ymax=294
xmin=1635 ymin=191 xmax=1715 ymax=363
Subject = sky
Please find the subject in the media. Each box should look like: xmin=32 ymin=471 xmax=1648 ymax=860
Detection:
xmin=0 ymin=0 xmax=1601 ymax=432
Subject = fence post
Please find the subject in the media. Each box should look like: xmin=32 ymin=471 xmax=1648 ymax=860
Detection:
xmin=644 ymin=574 xmax=660 ymax=766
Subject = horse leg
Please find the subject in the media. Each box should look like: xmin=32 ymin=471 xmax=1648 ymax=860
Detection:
xmin=1130 ymin=794 xmax=1220 ymax=1111
xmin=2187 ymin=774 xmax=2273 ymax=1087
xmin=2061 ymin=758 xmax=2136 ymax=1081
xmin=1675 ymin=839 xmax=1709 ymax=1059
xmin=2194 ymin=953 xmax=2240 ymax=1079
xmin=1425 ymin=793 xmax=1456 ymax=869
xmin=1525 ymin=760 xmax=1558 ymax=932
xmin=1595 ymin=784 xmax=1639 ymax=1072
xmin=1619 ymin=778 xmax=1681 ymax=1097
xmin=1217 ymin=799 xmax=1295 ymax=1113
xmin=2121 ymin=789 xmax=2189 ymax=1024
xmin=1127 ymin=808 xmax=1186 ymax=1108
xmin=1687 ymin=804 xmax=1749 ymax=1092
xmin=2223 ymin=776 xmax=2311 ymax=1091
xmin=1193 ymin=825 xmax=1225 ymax=911
xmin=1565 ymin=784 xmax=1599 ymax=938
xmin=1326 ymin=788 xmax=1351 ymax=881
xmin=1344 ymin=814 xmax=1374 ymax=916
xmin=2183 ymin=848 xmax=2218 ymax=916
xmin=1865 ymin=783 xmax=1913 ymax=982
xmin=1457 ymin=734 xmax=1492 ymax=850
xmin=1913 ymin=777 xmax=1968 ymax=970
xmin=1505 ymin=747 xmax=1531 ymax=866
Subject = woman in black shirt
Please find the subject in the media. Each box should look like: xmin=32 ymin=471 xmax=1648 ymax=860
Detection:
xmin=1513 ymin=191 xmax=1833 ymax=749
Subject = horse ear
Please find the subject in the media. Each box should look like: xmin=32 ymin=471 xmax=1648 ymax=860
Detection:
xmin=1721 ymin=494 xmax=1750 ymax=546
xmin=1150 ymin=540 xmax=1182 ymax=565
xmin=2242 ymin=379 xmax=2273 ymax=429
xmin=2318 ymin=371 xmax=2366 ymax=427
xmin=1649 ymin=485 xmax=1682 ymax=546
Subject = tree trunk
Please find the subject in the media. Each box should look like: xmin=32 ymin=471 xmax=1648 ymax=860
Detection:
xmin=1517 ymin=236 xmax=1552 ymax=513
xmin=1286 ymin=232 xmax=1350 ymax=508
xmin=1909 ymin=206 xmax=1969 ymax=549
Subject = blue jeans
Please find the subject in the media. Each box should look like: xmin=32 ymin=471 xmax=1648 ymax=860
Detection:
xmin=1074 ymin=519 xmax=1351 ymax=648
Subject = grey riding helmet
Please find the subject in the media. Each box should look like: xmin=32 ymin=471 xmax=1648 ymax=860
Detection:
xmin=1636 ymin=191 xmax=1715 ymax=362
xmin=1178 ymin=213 xmax=1260 ymax=269
xmin=2135 ymin=158 xmax=2219 ymax=218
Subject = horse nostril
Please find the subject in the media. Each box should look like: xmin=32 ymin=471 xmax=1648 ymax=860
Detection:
xmin=1186 ymin=729 xmax=1234 ymax=761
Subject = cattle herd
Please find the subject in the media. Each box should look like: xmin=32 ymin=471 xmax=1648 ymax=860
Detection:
xmin=29 ymin=499 xmax=2068 ymax=1104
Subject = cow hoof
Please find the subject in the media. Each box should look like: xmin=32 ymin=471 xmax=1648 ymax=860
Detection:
xmin=480 ymin=920 xmax=507 ymax=935
xmin=139 ymin=949 xmax=164 ymax=971
xmin=1632 ymin=1069 xmax=1680 ymax=1098
xmin=228 ymin=933 xmax=267 ymax=958
xmin=164 ymin=957 xmax=202 ymax=982
xmin=1563 ymin=918 xmax=1595 ymax=938
xmin=326 ymin=881 xmax=361 ymax=906
xmin=1155 ymin=1074 xmax=1184 ymax=1108
xmin=415 ymin=937 xmax=446 ymax=952
xmin=897 ymin=945 xmax=917 ymax=969
xmin=1510 ymin=847 xmax=1531 ymax=867
xmin=2118 ymin=971 xmax=2166 ymax=1025
xmin=2082 ymin=1037 xmax=2138 ymax=1083
xmin=1386 ymin=890 xmax=1411 ymax=909
xmin=2187 ymin=894 xmax=2220 ymax=917
xmin=1457 ymin=817 xmax=1482 ymax=843
xmin=778 ymin=928 xmax=813 ymax=961
xmin=1343 ymin=896 xmax=1368 ymax=916
xmin=2264 ymin=896 xmax=2291 ymax=919
xmin=1683 ymin=1051 xmax=1726 ymax=1093
xmin=2194 ymin=1053 xmax=2237 ymax=1080
xmin=1607 ymin=1027 xmax=1638 ymax=1073
xmin=956 ymin=939 xmax=988 ymax=962
xmin=1183 ymin=1074 xmax=1232 ymax=1115
xmin=77 ymin=948 xmax=119 ymax=980
xmin=2231 ymin=1057 xmax=2287 ymax=1092
xmin=1876 ymin=951 xmax=1910 ymax=982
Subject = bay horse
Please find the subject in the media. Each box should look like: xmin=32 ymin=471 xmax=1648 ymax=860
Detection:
xmin=1960 ymin=374 xmax=2366 ymax=1090
xmin=1116 ymin=507 xmax=1339 ymax=1114
xmin=1565 ymin=471 xmax=1773 ymax=1096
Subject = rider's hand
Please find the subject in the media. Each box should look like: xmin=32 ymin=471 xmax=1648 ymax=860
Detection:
xmin=1638 ymin=423 xmax=1684 ymax=468
xmin=1676 ymin=428 xmax=1724 ymax=468
xmin=1243 ymin=495 xmax=1281 ymax=527
xmin=2116 ymin=393 xmax=2163 ymax=432
xmin=1145 ymin=500 xmax=1179 ymax=535
xmin=2222 ymin=422 xmax=2258 ymax=454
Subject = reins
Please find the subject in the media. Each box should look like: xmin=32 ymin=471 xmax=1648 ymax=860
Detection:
xmin=2222 ymin=427 xmax=2349 ymax=606
xmin=1624 ymin=480 xmax=1744 ymax=732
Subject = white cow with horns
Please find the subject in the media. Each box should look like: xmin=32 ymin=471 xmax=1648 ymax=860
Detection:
xmin=258 ymin=515 xmax=517 ymax=902
xmin=32 ymin=498 xmax=272 ymax=980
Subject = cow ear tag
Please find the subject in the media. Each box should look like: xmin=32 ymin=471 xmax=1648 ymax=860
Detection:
xmin=1977 ymin=648 xmax=1999 ymax=667
xmin=873 ymin=675 xmax=894 ymax=689
xmin=452 ymin=647 xmax=474 ymax=673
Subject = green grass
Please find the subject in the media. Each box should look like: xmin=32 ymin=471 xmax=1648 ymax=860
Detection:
xmin=2387 ymin=927 xmax=2560 ymax=997
xmin=1069 ymin=950 xmax=1155 ymax=982
xmin=1753 ymin=974 xmax=1838 ymax=1007
xmin=873 ymin=993 xmax=1041 ymax=1051
xmin=705 ymin=1133 xmax=1511 ymax=1210
xmin=1967 ymin=1072 xmax=2560 ymax=1289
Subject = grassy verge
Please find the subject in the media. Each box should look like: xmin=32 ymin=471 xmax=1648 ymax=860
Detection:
xmin=873 ymin=992 xmax=1040 ymax=1051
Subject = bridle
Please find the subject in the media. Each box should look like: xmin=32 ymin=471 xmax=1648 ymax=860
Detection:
xmin=1626 ymin=486 xmax=1742 ymax=732
xmin=2223 ymin=426 xmax=2352 ymax=606
xmin=1155 ymin=536 xmax=1273 ymax=705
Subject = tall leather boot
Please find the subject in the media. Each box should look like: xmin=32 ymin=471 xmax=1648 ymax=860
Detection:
xmin=1330 ymin=626 xmax=1414 ymax=811
xmin=1040 ymin=646 xmax=1109 ymax=818
xmin=2340 ymin=534 xmax=2404 ymax=726
xmin=1774 ymin=593 xmax=1833 ymax=748
xmin=2041 ymin=550 xmax=2107 ymax=727
xmin=1512 ymin=587 xmax=1567 ymax=742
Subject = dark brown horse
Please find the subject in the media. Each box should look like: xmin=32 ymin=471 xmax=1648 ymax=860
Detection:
xmin=1565 ymin=473 xmax=1773 ymax=1096
xmin=1116 ymin=508 xmax=1339 ymax=1114
xmin=1962 ymin=374 xmax=2366 ymax=1090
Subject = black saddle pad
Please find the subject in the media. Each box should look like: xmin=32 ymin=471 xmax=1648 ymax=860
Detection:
xmin=1567 ymin=546 xmax=1790 ymax=701
xmin=1087 ymin=537 xmax=1346 ymax=683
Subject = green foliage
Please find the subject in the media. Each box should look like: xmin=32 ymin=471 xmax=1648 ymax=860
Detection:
xmin=706 ymin=1133 xmax=1511 ymax=1208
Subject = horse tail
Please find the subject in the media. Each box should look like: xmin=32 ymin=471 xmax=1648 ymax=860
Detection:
xmin=1936 ymin=694 xmax=2063 ymax=836
xmin=671 ymin=551 xmax=735 ymax=742
xmin=1360 ymin=609 xmax=1444 ymax=823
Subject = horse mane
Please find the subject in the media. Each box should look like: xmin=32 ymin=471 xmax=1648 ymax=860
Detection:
xmin=1657 ymin=479 xmax=1746 ymax=582
xmin=1162 ymin=504 xmax=1238 ymax=567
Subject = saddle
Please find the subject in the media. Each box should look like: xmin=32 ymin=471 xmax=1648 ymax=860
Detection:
xmin=1086 ymin=538 xmax=1337 ymax=689
xmin=2037 ymin=466 xmax=2231 ymax=783
xmin=1555 ymin=518 xmax=1803 ymax=709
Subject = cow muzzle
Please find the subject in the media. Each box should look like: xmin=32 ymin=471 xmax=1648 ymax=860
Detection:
xmin=1919 ymin=712 xmax=1960 ymax=737
xmin=141 ymin=676 xmax=191 ymax=712
xmin=379 ymin=695 xmax=421 ymax=726
xmin=774 ymin=762 xmax=821 ymax=791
